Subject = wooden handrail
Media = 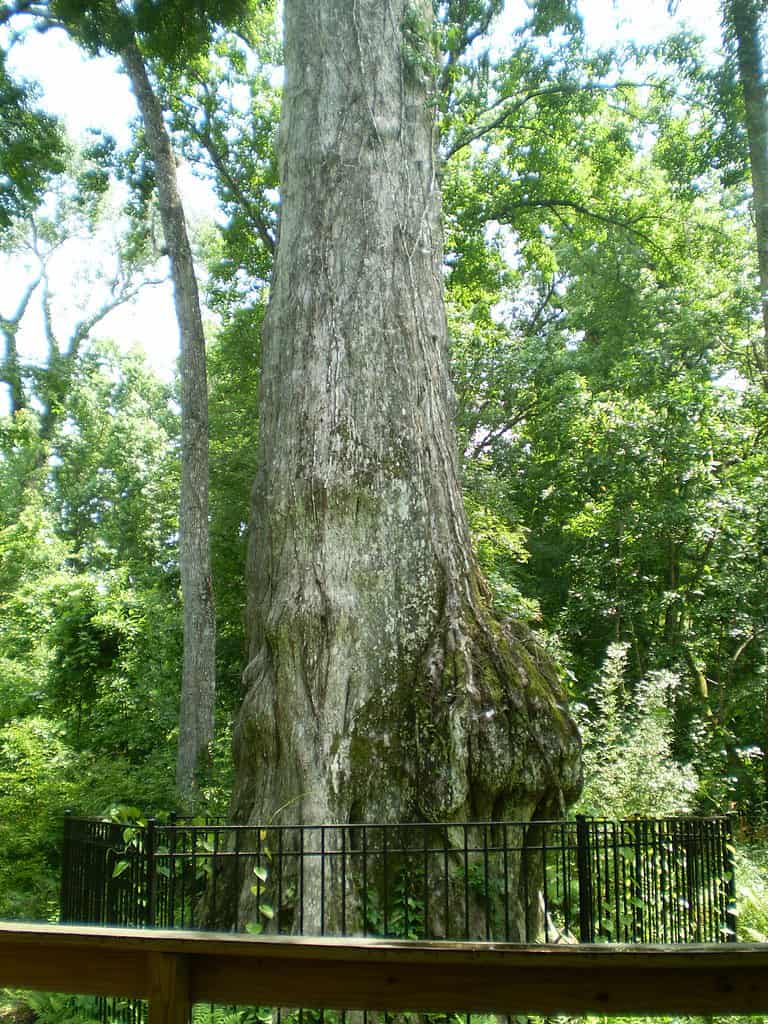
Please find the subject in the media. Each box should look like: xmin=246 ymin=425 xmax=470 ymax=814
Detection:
xmin=1 ymin=923 xmax=767 ymax=1022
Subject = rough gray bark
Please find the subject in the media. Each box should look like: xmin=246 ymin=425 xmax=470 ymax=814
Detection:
xmin=230 ymin=0 xmax=581 ymax=930
xmin=726 ymin=0 xmax=768 ymax=382
xmin=121 ymin=40 xmax=216 ymax=809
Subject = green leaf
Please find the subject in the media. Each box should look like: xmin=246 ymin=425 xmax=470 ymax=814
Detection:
xmin=112 ymin=860 xmax=130 ymax=878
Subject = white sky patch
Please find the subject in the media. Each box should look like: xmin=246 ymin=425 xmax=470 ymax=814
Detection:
xmin=496 ymin=0 xmax=722 ymax=53
xmin=1 ymin=26 xmax=221 ymax=401
xmin=6 ymin=27 xmax=138 ymax=147
xmin=716 ymin=368 xmax=749 ymax=392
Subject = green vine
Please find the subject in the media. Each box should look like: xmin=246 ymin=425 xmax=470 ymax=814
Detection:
xmin=401 ymin=4 xmax=440 ymax=83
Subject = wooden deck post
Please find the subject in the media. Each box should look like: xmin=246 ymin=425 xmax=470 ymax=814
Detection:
xmin=147 ymin=953 xmax=190 ymax=1024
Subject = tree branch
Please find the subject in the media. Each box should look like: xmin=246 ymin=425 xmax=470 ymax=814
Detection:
xmin=491 ymin=195 xmax=663 ymax=256
xmin=196 ymin=120 xmax=276 ymax=255
xmin=68 ymin=275 xmax=165 ymax=355
xmin=444 ymin=80 xmax=653 ymax=159
xmin=467 ymin=398 xmax=538 ymax=460
xmin=40 ymin=276 xmax=56 ymax=364
xmin=0 ymin=269 xmax=43 ymax=332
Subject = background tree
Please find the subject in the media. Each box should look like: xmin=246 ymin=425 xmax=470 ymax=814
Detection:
xmin=722 ymin=0 xmax=768 ymax=383
xmin=0 ymin=0 xmax=261 ymax=806
xmin=118 ymin=32 xmax=215 ymax=810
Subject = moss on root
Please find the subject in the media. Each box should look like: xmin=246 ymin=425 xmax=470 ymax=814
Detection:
xmin=344 ymin=584 xmax=581 ymax=826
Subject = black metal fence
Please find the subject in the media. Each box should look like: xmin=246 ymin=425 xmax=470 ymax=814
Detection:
xmin=61 ymin=814 xmax=737 ymax=945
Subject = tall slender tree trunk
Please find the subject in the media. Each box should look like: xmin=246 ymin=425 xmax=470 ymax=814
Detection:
xmin=726 ymin=0 xmax=768 ymax=382
xmin=121 ymin=40 xmax=216 ymax=809
xmin=230 ymin=0 xmax=581 ymax=930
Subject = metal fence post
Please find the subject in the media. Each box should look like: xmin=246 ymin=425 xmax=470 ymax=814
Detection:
xmin=725 ymin=813 xmax=738 ymax=942
xmin=576 ymin=815 xmax=594 ymax=942
xmin=60 ymin=810 xmax=73 ymax=923
xmin=145 ymin=818 xmax=157 ymax=928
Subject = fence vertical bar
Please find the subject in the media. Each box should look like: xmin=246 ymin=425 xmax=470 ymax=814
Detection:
xmin=299 ymin=826 xmax=305 ymax=934
xmin=576 ymin=815 xmax=594 ymax=942
xmin=483 ymin=823 xmax=491 ymax=941
xmin=502 ymin=823 xmax=510 ymax=941
xmin=522 ymin=824 xmax=530 ymax=942
xmin=361 ymin=825 xmax=368 ymax=936
xmin=726 ymin=813 xmax=738 ymax=941
xmin=341 ymin=825 xmax=347 ymax=936
xmin=383 ymin=827 xmax=389 ymax=937
xmin=708 ymin=818 xmax=716 ymax=941
xmin=145 ymin=818 xmax=157 ymax=928
xmin=559 ymin=821 xmax=571 ymax=936
xmin=443 ymin=825 xmax=450 ymax=939
xmin=168 ymin=818 xmax=177 ymax=929
xmin=422 ymin=824 xmax=430 ymax=940
xmin=60 ymin=811 xmax=73 ymax=922
xmin=320 ymin=826 xmax=327 ymax=936
xmin=541 ymin=824 xmax=550 ymax=942
xmin=463 ymin=824 xmax=470 ymax=940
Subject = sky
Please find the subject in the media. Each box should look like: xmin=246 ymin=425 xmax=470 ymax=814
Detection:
xmin=1 ymin=0 xmax=724 ymax=403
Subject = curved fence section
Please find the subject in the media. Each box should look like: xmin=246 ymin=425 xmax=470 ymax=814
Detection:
xmin=60 ymin=815 xmax=737 ymax=945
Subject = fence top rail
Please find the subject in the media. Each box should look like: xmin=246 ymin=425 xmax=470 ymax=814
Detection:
xmin=63 ymin=814 xmax=730 ymax=829
xmin=0 ymin=922 xmax=766 ymax=1017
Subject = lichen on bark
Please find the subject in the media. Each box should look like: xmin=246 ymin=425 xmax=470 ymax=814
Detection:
xmin=228 ymin=0 xmax=582 ymax=933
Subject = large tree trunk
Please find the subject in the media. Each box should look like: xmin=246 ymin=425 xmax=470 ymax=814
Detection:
xmin=726 ymin=0 xmax=768 ymax=384
xmin=122 ymin=40 xmax=216 ymax=809
xmin=230 ymin=0 xmax=581 ymax=930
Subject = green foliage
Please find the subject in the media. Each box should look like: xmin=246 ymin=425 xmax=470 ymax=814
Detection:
xmin=465 ymin=496 xmax=540 ymax=621
xmin=7 ymin=991 xmax=101 ymax=1024
xmin=401 ymin=3 xmax=441 ymax=83
xmin=574 ymin=644 xmax=698 ymax=817
xmin=0 ymin=487 xmax=68 ymax=723
xmin=51 ymin=0 xmax=254 ymax=67
xmin=166 ymin=21 xmax=280 ymax=297
xmin=735 ymin=839 xmax=768 ymax=942
xmin=0 ymin=717 xmax=74 ymax=919
xmin=0 ymin=51 xmax=66 ymax=231
xmin=207 ymin=311 xmax=262 ymax=710
xmin=0 ymin=343 xmax=185 ymax=918
xmin=528 ymin=0 xmax=583 ymax=37
xmin=245 ymin=860 xmax=275 ymax=935
xmin=0 ymin=411 xmax=49 ymax=529
xmin=363 ymin=865 xmax=426 ymax=941
xmin=192 ymin=1006 xmax=271 ymax=1024
xmin=45 ymin=571 xmax=180 ymax=758
xmin=446 ymin=49 xmax=768 ymax=811
xmin=50 ymin=341 xmax=180 ymax=577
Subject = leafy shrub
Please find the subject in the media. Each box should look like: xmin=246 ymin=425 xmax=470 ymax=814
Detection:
xmin=7 ymin=992 xmax=101 ymax=1024
xmin=735 ymin=839 xmax=768 ymax=942
xmin=574 ymin=643 xmax=699 ymax=817
xmin=0 ymin=717 xmax=75 ymax=919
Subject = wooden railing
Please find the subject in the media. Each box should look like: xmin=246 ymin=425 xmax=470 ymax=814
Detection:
xmin=1 ymin=923 xmax=767 ymax=1024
